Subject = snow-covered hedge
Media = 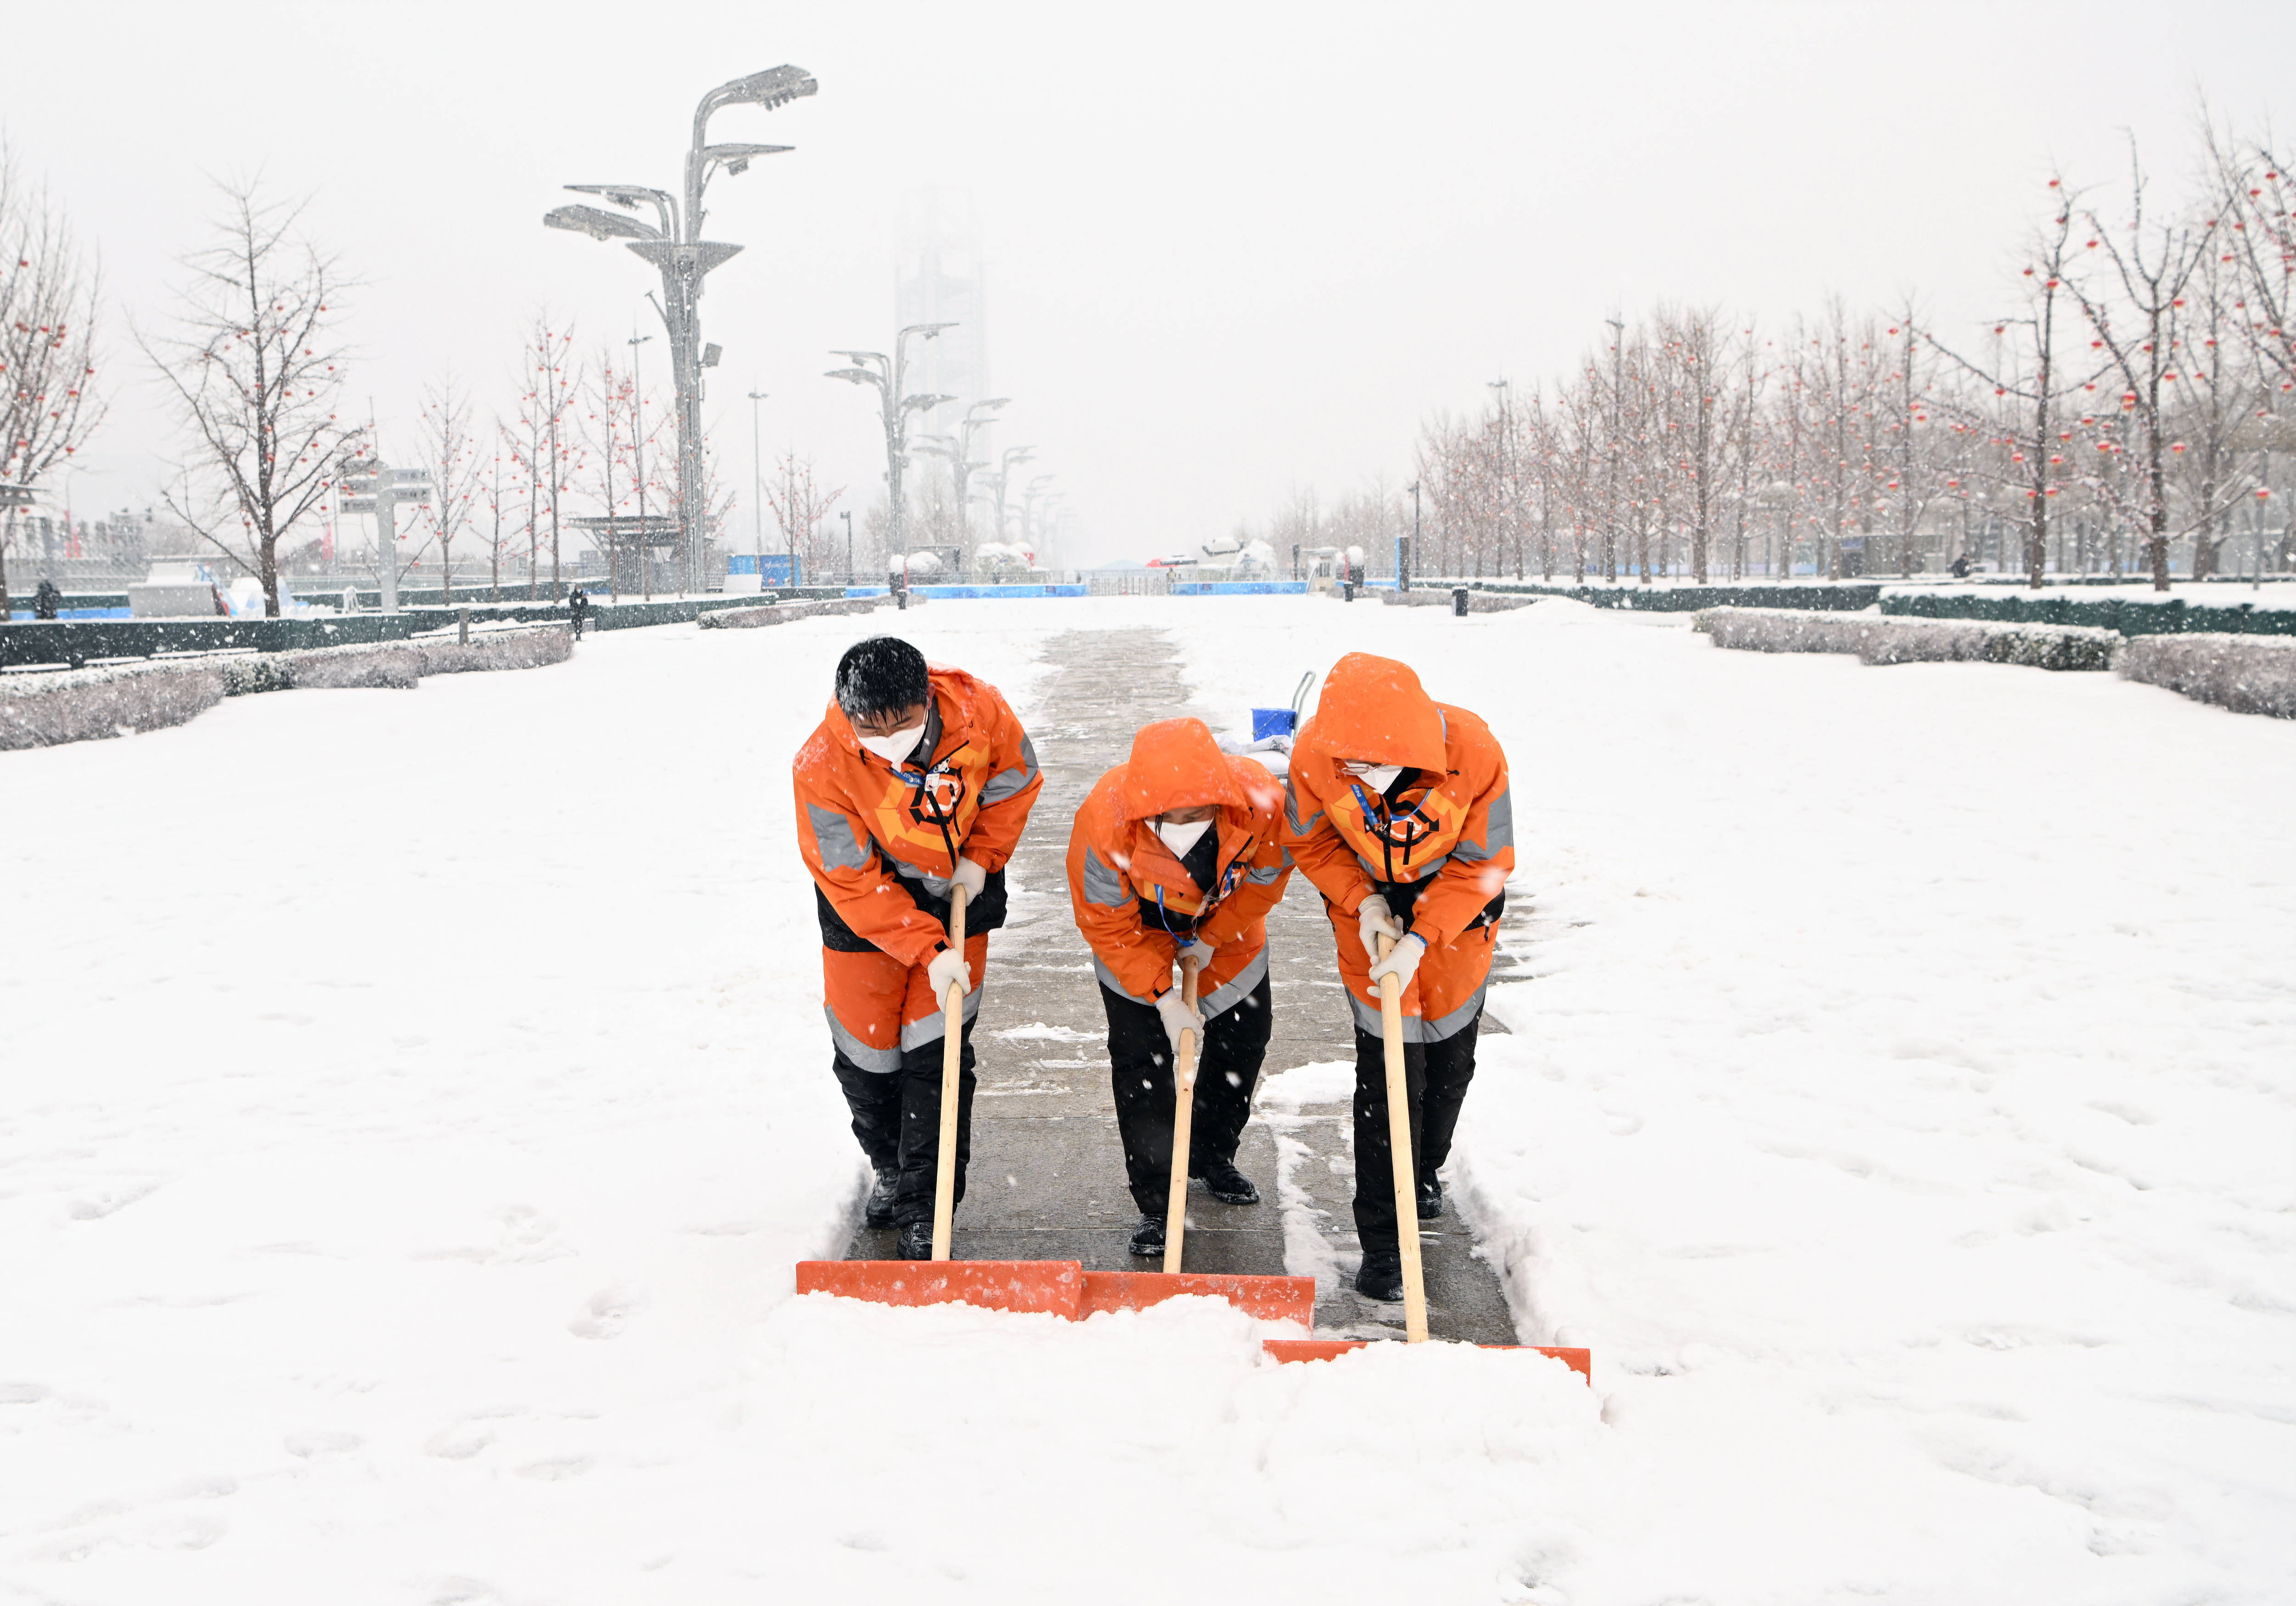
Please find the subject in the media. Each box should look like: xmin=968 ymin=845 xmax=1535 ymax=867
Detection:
xmin=1379 ymin=589 xmax=1538 ymax=613
xmin=3 ymin=627 xmax=574 ymax=752
xmin=2118 ymin=633 xmax=2296 ymax=719
xmin=0 ymin=662 xmax=228 ymax=750
xmin=699 ymin=598 xmax=885 ymax=630
xmin=410 ymin=628 xmax=573 ymax=676
xmin=1696 ymin=607 xmax=2119 ymax=672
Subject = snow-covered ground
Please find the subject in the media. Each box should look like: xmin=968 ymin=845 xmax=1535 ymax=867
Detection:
xmin=3 ymin=597 xmax=2290 ymax=1604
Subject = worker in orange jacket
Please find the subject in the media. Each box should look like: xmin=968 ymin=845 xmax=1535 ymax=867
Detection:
xmin=1283 ymin=652 xmax=1513 ymax=1303
xmin=793 ymin=636 xmax=1044 ymax=1259
xmin=1066 ymin=718 xmax=1293 ymax=1257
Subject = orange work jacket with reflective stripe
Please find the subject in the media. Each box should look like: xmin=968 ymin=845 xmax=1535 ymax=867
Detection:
xmin=1065 ymin=718 xmax=1292 ymax=1007
xmin=1282 ymin=652 xmax=1513 ymax=949
xmin=793 ymin=665 xmax=1043 ymax=969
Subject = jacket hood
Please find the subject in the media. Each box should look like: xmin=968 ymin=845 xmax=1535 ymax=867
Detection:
xmin=1117 ymin=718 xmax=1246 ymax=820
xmin=1298 ymin=653 xmax=1447 ymax=772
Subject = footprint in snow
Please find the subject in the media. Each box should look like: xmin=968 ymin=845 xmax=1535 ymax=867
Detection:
xmin=568 ymin=1285 xmax=643 ymax=1339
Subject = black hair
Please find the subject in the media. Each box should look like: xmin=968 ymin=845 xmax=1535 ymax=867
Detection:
xmin=835 ymin=636 xmax=930 ymax=720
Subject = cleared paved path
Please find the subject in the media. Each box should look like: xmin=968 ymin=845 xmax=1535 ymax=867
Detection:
xmin=843 ymin=626 xmax=1526 ymax=1343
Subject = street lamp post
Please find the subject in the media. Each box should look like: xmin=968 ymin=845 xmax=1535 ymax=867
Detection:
xmin=840 ymin=507 xmax=853 ymax=585
xmin=630 ymin=333 xmax=654 ymax=600
xmin=973 ymin=445 xmax=1035 ymax=544
xmin=544 ymin=65 xmax=816 ymax=601
xmin=1402 ymin=479 xmax=1419 ymax=592
xmin=747 ymin=387 xmax=769 ymax=578
xmin=910 ymin=397 xmax=1007 ymax=565
xmin=1019 ymin=475 xmax=1055 ymax=555
xmin=1489 ymin=377 xmax=1512 ymax=582
xmin=827 ymin=323 xmax=956 ymax=569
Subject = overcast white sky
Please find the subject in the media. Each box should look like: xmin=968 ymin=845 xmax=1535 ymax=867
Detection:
xmin=8 ymin=0 xmax=2290 ymax=566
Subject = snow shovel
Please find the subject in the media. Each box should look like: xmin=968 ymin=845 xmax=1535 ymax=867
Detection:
xmin=798 ymin=917 xmax=1316 ymax=1325
xmin=1159 ymin=955 xmax=1204 ymax=1273
xmin=1258 ymin=934 xmax=1593 ymax=1379
xmin=929 ymin=884 xmax=968 ymax=1261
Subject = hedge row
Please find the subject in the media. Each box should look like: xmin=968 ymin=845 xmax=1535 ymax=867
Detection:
xmin=1468 ymin=580 xmax=1885 ymax=612
xmin=1 ymin=627 xmax=571 ymax=752
xmin=1880 ymin=590 xmax=2296 ymax=637
xmin=2118 ymin=634 xmax=2296 ymax=719
xmin=1378 ymin=589 xmax=1539 ymax=613
xmin=698 ymin=597 xmax=888 ymax=630
xmin=1695 ymin=608 xmax=2120 ymax=671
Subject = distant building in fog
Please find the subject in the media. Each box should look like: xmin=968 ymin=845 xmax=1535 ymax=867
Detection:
xmin=895 ymin=186 xmax=990 ymax=430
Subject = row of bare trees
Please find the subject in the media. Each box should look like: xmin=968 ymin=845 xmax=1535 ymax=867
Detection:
xmin=2 ymin=167 xmax=839 ymax=618
xmin=1288 ymin=120 xmax=2294 ymax=594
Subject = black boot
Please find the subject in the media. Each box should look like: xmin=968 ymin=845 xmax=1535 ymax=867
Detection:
xmin=1194 ymin=1157 xmax=1260 ymax=1205
xmin=895 ymin=1221 xmax=934 ymax=1261
xmin=1416 ymin=1176 xmax=1443 ymax=1220
xmin=864 ymin=1168 xmax=898 ymax=1230
xmin=1355 ymin=1248 xmax=1405 ymax=1302
xmin=1129 ymin=1215 xmax=1166 ymax=1258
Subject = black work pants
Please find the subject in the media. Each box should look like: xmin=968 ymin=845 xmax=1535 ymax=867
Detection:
xmin=1103 ymin=973 xmax=1273 ymax=1217
xmin=831 ymin=1016 xmax=979 ymax=1229
xmin=1351 ymin=1010 xmax=1481 ymax=1254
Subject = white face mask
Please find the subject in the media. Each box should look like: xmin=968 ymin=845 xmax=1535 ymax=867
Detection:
xmin=857 ymin=726 xmax=923 ymax=766
xmin=1154 ymin=817 xmax=1214 ymax=856
xmin=1348 ymin=764 xmax=1403 ymax=793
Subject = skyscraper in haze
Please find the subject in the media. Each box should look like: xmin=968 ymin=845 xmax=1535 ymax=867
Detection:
xmin=895 ymin=186 xmax=989 ymax=432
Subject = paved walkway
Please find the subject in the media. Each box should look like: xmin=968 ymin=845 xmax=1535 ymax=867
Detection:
xmin=842 ymin=626 xmax=1526 ymax=1343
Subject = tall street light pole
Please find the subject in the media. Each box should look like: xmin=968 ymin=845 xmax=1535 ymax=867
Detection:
xmin=827 ymin=322 xmax=956 ymax=567
xmin=911 ymin=397 xmax=1007 ymax=563
xmin=839 ymin=507 xmax=853 ymax=584
xmin=544 ymin=65 xmax=816 ymax=600
xmin=746 ymin=387 xmax=769 ymax=575
xmin=629 ymin=333 xmax=654 ymax=600
xmin=974 ymin=444 xmax=1035 ymax=543
xmin=1489 ymin=377 xmax=1512 ymax=581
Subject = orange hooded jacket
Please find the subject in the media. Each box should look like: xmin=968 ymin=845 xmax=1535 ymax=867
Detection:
xmin=793 ymin=664 xmax=1042 ymax=969
xmin=1283 ymin=652 xmax=1513 ymax=950
xmin=1065 ymin=717 xmax=1292 ymax=1013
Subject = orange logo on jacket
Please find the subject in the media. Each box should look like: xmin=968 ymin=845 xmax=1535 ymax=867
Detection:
xmin=867 ymin=742 xmax=987 ymax=867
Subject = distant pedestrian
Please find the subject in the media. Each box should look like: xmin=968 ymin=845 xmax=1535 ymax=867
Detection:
xmin=1949 ymin=553 xmax=1971 ymax=579
xmin=33 ymin=579 xmax=62 ymax=620
xmin=568 ymin=586 xmax=590 ymax=640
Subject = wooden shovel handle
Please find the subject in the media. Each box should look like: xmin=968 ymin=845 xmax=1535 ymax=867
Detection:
xmin=1375 ymin=933 xmax=1430 ymax=1342
xmin=930 ymin=885 xmax=969 ymax=1262
xmin=1161 ymin=955 xmax=1204 ymax=1274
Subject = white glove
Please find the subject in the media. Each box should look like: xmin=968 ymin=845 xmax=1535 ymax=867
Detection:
xmin=1357 ymin=893 xmax=1403 ymax=960
xmin=1366 ymin=933 xmax=1427 ymax=994
xmin=926 ymin=946 xmax=973 ymax=1003
xmin=1155 ymin=989 xmax=1203 ymax=1050
xmin=1176 ymin=935 xmax=1216 ymax=975
xmin=951 ymin=856 xmax=987 ymax=899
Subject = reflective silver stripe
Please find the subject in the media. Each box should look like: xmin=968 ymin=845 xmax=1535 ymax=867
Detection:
xmin=1246 ymin=848 xmax=1290 ymax=886
xmin=1093 ymin=952 xmax=1158 ymax=1008
xmin=900 ymin=984 xmax=984 ymax=1050
xmin=808 ymin=803 xmax=872 ymax=870
xmin=1082 ymin=847 xmax=1131 ymax=909
xmin=981 ymin=733 xmax=1040 ymax=804
xmin=893 ymin=859 xmax=955 ymax=898
xmin=1284 ymin=775 xmax=1321 ymax=837
xmin=1453 ymin=784 xmax=1513 ymax=862
xmin=1198 ymin=945 xmax=1269 ymax=1019
xmin=826 ymin=1006 xmax=902 ymax=1073
xmin=1344 ymin=979 xmax=1486 ymax=1044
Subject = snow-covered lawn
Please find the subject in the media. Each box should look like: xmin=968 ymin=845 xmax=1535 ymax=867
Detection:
xmin=3 ymin=598 xmax=2289 ymax=1603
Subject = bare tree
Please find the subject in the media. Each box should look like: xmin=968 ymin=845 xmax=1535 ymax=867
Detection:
xmin=0 ymin=147 xmax=105 ymax=614
xmin=506 ymin=315 xmax=580 ymax=601
xmin=764 ymin=448 xmax=844 ymax=582
xmin=2065 ymin=141 xmax=2207 ymax=590
xmin=142 ymin=182 xmax=354 ymax=616
xmin=411 ymin=376 xmax=480 ymax=603
xmin=1929 ymin=183 xmax=2091 ymax=588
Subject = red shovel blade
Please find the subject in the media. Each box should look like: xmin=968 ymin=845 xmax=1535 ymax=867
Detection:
xmin=796 ymin=1259 xmax=1084 ymax=1318
xmin=1262 ymin=1338 xmax=1593 ymax=1383
xmin=1079 ymin=1270 xmax=1317 ymax=1325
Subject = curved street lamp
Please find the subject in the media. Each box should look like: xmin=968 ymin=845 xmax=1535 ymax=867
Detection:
xmin=544 ymin=65 xmax=816 ymax=592
xmin=828 ymin=323 xmax=955 ymax=562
